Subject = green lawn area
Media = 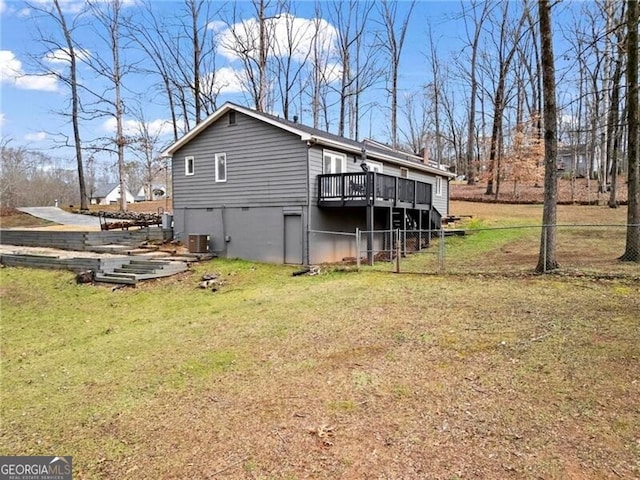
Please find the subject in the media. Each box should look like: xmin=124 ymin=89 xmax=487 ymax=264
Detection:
xmin=1 ymin=253 xmax=638 ymax=478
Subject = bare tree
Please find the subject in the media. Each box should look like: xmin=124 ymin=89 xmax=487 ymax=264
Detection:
xmin=425 ymin=26 xmax=444 ymax=165
xmin=272 ymin=4 xmax=313 ymax=119
xmin=620 ymin=0 xmax=639 ymax=262
xmin=125 ymin=3 xmax=180 ymax=141
xmin=85 ymin=0 xmax=131 ymax=211
xmin=27 ymin=0 xmax=89 ymax=210
xmin=536 ymin=0 xmax=559 ymax=272
xmin=328 ymin=0 xmax=378 ymax=138
xmin=398 ymin=89 xmax=431 ymax=154
xmin=223 ymin=0 xmax=279 ymax=112
xmin=607 ymin=6 xmax=626 ymax=209
xmin=484 ymin=2 xmax=528 ymax=196
xmin=129 ymin=105 xmax=168 ymax=202
xmin=0 ymin=140 xmax=31 ymax=209
xmin=1 ymin=140 xmax=78 ymax=209
xmin=307 ymin=3 xmax=336 ymax=130
xmin=460 ymin=0 xmax=494 ymax=184
xmin=378 ymin=0 xmax=415 ymax=148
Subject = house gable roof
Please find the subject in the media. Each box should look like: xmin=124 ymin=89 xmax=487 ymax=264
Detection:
xmin=93 ymin=183 xmax=118 ymax=198
xmin=162 ymin=102 xmax=455 ymax=178
xmin=93 ymin=183 xmax=133 ymax=199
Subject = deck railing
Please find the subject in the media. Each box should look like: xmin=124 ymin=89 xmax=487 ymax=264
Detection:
xmin=318 ymin=172 xmax=432 ymax=207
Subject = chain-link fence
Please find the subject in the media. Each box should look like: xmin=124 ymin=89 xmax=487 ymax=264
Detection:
xmin=350 ymin=225 xmax=640 ymax=278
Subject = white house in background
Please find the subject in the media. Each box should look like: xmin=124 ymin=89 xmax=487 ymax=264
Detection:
xmin=135 ymin=184 xmax=167 ymax=202
xmin=90 ymin=183 xmax=136 ymax=205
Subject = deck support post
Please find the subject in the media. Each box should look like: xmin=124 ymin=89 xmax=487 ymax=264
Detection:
xmin=418 ymin=210 xmax=423 ymax=251
xmin=402 ymin=207 xmax=407 ymax=256
xmin=366 ymin=204 xmax=374 ymax=265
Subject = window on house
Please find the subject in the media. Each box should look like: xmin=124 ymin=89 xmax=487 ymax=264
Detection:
xmin=229 ymin=111 xmax=236 ymax=125
xmin=323 ymin=150 xmax=346 ymax=174
xmin=185 ymin=156 xmax=194 ymax=176
xmin=435 ymin=176 xmax=443 ymax=196
xmin=400 ymin=167 xmax=409 ymax=178
xmin=215 ymin=153 xmax=227 ymax=182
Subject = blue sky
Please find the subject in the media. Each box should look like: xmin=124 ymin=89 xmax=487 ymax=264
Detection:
xmin=0 ymin=1 xmax=464 ymax=156
xmin=0 ymin=0 xmax=583 ymax=168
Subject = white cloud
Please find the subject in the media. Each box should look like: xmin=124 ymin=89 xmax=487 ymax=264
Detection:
xmin=0 ymin=0 xmax=6 ymax=15
xmin=207 ymin=20 xmax=226 ymax=33
xmin=218 ymin=14 xmax=338 ymax=63
xmin=0 ymin=50 xmax=58 ymax=91
xmin=0 ymin=113 xmax=5 ymax=127
xmin=23 ymin=0 xmax=136 ymax=16
xmin=43 ymin=48 xmax=91 ymax=64
xmin=0 ymin=50 xmax=23 ymax=79
xmin=25 ymin=0 xmax=85 ymax=15
xmin=102 ymin=117 xmax=173 ymax=139
xmin=24 ymin=131 xmax=48 ymax=142
xmin=15 ymin=73 xmax=58 ymax=91
xmin=205 ymin=66 xmax=246 ymax=94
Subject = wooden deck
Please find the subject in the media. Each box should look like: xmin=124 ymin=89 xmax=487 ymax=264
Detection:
xmin=318 ymin=172 xmax=432 ymax=209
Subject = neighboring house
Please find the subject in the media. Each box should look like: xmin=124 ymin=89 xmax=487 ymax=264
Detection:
xmin=135 ymin=184 xmax=167 ymax=202
xmin=90 ymin=183 xmax=135 ymax=206
xmin=162 ymin=102 xmax=455 ymax=265
xmin=557 ymin=143 xmax=589 ymax=177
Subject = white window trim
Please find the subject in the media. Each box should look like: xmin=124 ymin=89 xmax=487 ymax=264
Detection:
xmin=215 ymin=152 xmax=227 ymax=182
xmin=185 ymin=156 xmax=194 ymax=176
xmin=435 ymin=176 xmax=443 ymax=196
xmin=322 ymin=150 xmax=346 ymax=174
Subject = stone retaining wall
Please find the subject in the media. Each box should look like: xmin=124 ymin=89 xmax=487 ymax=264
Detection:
xmin=0 ymin=254 xmax=126 ymax=273
xmin=0 ymin=228 xmax=172 ymax=251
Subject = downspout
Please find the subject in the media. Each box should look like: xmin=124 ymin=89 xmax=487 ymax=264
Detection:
xmin=221 ymin=204 xmax=228 ymax=258
xmin=447 ymin=176 xmax=451 ymax=216
xmin=305 ymin=141 xmax=313 ymax=265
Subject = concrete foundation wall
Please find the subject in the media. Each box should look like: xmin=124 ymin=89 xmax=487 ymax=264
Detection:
xmin=174 ymin=206 xmax=306 ymax=264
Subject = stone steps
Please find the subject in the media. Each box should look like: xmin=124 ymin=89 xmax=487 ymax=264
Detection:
xmin=94 ymin=259 xmax=188 ymax=285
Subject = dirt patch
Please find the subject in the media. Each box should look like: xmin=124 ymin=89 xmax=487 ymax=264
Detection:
xmin=0 ymin=210 xmax=56 ymax=229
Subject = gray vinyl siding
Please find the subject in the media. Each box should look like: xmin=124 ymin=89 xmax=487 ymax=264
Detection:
xmin=172 ymin=112 xmax=309 ymax=209
xmin=308 ymin=144 xmax=449 ymax=216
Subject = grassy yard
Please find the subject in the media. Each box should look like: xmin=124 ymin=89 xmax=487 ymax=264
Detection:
xmin=1 ymin=203 xmax=639 ymax=479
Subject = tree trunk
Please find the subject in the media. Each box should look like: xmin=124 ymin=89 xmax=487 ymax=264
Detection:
xmin=484 ymin=77 xmax=505 ymax=195
xmin=111 ymin=1 xmax=127 ymax=212
xmin=190 ymin=0 xmax=202 ymax=124
xmin=53 ymin=0 xmax=88 ymax=210
xmin=536 ymin=0 xmax=559 ymax=272
xmin=608 ymin=42 xmax=624 ymax=208
xmin=620 ymin=0 xmax=640 ymax=261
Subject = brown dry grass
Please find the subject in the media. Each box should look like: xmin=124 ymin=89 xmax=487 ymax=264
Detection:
xmin=0 ymin=210 xmax=55 ymax=228
xmin=1 ymin=201 xmax=639 ymax=479
xmin=1 ymin=258 xmax=638 ymax=479
xmin=399 ymin=201 xmax=635 ymax=277
xmin=82 ymin=199 xmax=172 ymax=214
xmin=452 ymin=176 xmax=628 ymax=205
